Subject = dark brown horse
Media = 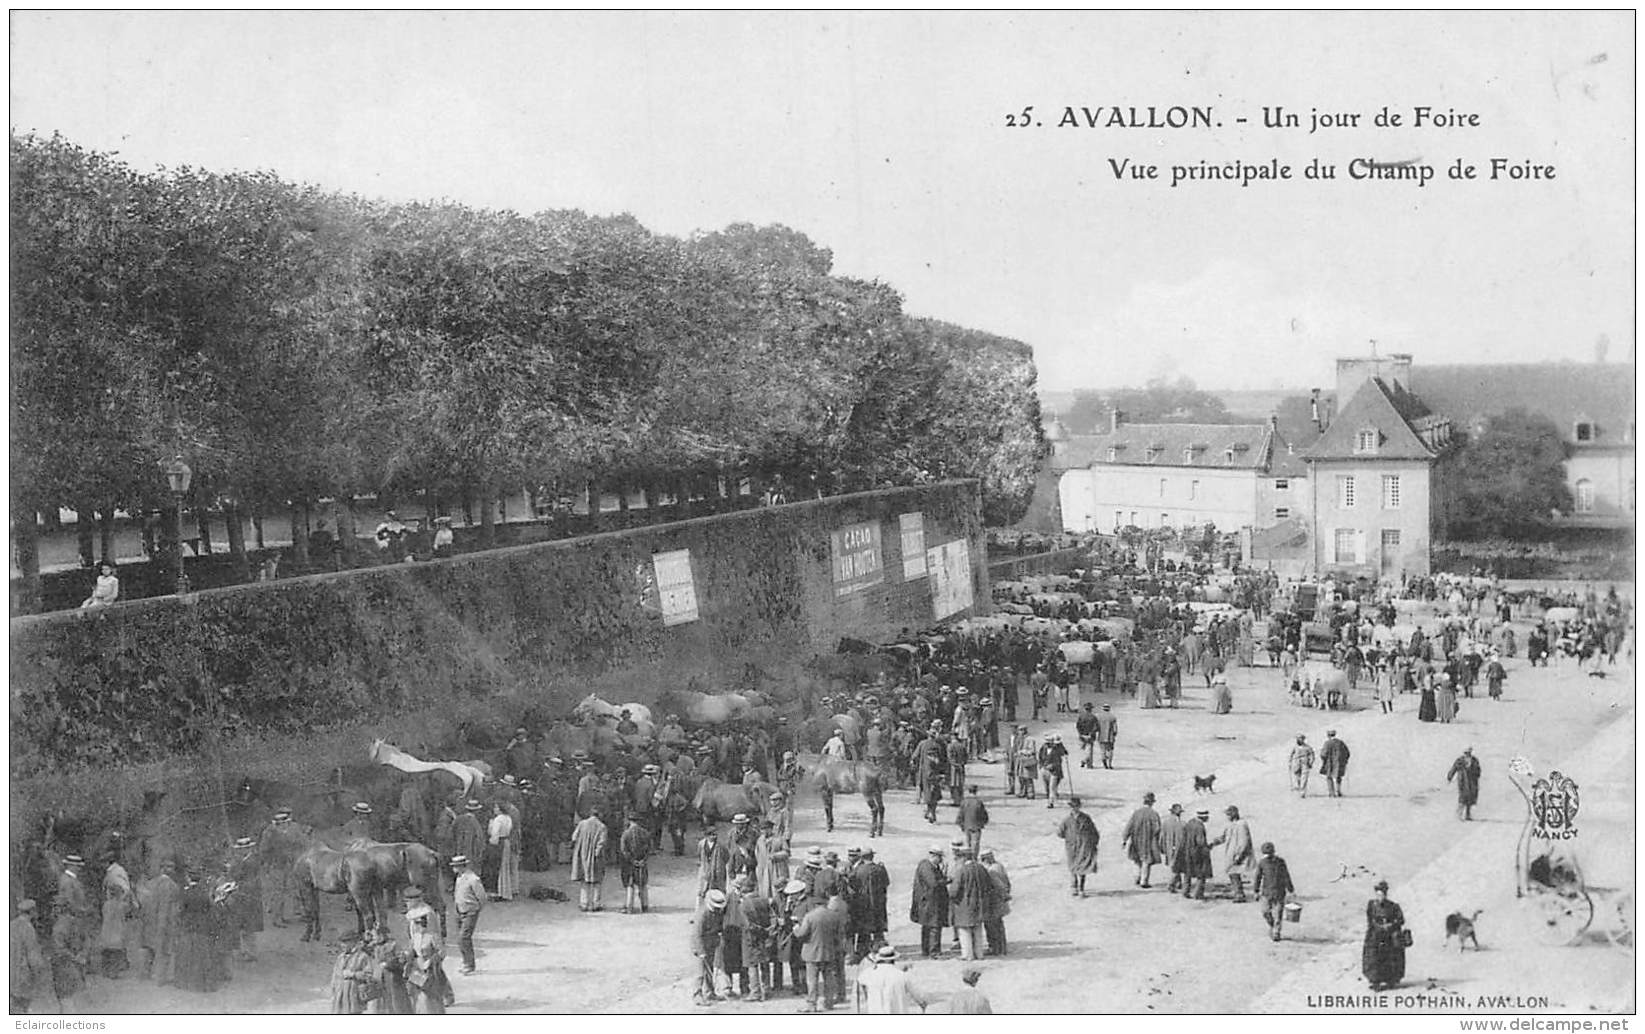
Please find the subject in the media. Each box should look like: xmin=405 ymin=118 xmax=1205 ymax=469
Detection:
xmin=345 ymin=840 xmax=446 ymax=933
xmin=291 ymin=841 xmax=375 ymax=942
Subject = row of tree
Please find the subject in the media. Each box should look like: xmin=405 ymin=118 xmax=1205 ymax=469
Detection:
xmin=10 ymin=133 xmax=1049 ymax=603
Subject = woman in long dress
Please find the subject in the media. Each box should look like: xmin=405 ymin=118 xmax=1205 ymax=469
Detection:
xmin=99 ymin=858 xmax=135 ymax=977
xmin=1056 ymin=797 xmax=1101 ymax=898
xmin=1362 ymin=880 xmax=1407 ymax=990
xmin=327 ymin=931 xmax=375 ymax=1014
xmin=403 ymin=903 xmax=450 ymax=1014
xmin=173 ymin=874 xmax=223 ymax=992
xmin=1434 ymin=673 xmax=1458 ymax=723
xmin=1416 ymin=668 xmax=1438 ymax=723
xmin=365 ymin=927 xmax=412 ymax=1015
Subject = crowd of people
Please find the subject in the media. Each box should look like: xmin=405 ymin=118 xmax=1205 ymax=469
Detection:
xmin=12 ymin=549 xmax=1630 ymax=1014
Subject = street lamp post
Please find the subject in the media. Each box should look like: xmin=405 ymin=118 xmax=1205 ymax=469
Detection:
xmin=163 ymin=455 xmax=192 ymax=595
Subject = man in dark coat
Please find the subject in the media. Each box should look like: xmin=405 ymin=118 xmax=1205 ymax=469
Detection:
xmin=909 ymin=847 xmax=950 ymax=959
xmin=453 ymin=800 xmax=487 ymax=876
xmin=1075 ymin=703 xmax=1100 ymax=768
xmin=1319 ymin=730 xmax=1351 ymax=798
xmin=946 ymin=846 xmax=995 ymax=963
xmin=1173 ymin=808 xmax=1214 ymax=900
xmin=912 ymin=733 xmax=946 ymax=823
xmin=956 ymin=785 xmax=990 ymax=856
xmin=850 ymin=848 xmax=891 ymax=958
xmin=793 ymin=895 xmax=848 ymax=1012
xmin=1121 ymin=791 xmax=1164 ymax=888
xmin=1447 ymin=747 xmax=1482 ymax=820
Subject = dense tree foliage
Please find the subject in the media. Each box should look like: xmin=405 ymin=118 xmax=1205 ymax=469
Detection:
xmin=1447 ymin=409 xmax=1574 ymax=539
xmin=1063 ymin=376 xmax=1235 ymax=433
xmin=10 ymin=134 xmax=1047 ymax=595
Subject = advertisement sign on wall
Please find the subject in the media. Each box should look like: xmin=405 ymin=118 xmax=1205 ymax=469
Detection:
xmin=652 ymin=548 xmax=700 ymax=626
xmin=830 ymin=521 xmax=885 ymax=597
xmin=899 ymin=512 xmax=927 ymax=580
xmin=927 ymin=538 xmax=975 ymax=620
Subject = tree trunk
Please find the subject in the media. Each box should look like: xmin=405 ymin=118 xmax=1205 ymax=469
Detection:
xmin=12 ymin=508 xmax=41 ymax=614
xmin=41 ymin=506 xmax=61 ymax=534
xmin=339 ymin=497 xmax=360 ymax=567
xmin=586 ymin=480 xmax=600 ymax=530
xmin=141 ymin=511 xmax=157 ymax=559
xmin=252 ymin=508 xmax=266 ymax=550
xmin=223 ymin=500 xmax=250 ymax=582
xmin=157 ymin=504 xmax=181 ymax=591
xmin=291 ymin=501 xmax=311 ymax=570
xmin=195 ymin=494 xmax=213 ymax=557
xmin=98 ymin=506 xmax=117 ymax=564
xmin=616 ymin=483 xmax=630 ymax=525
xmin=75 ymin=503 xmax=96 ymax=567
xmin=479 ymin=491 xmax=497 ymax=547
xmin=462 ymin=493 xmax=474 ymax=526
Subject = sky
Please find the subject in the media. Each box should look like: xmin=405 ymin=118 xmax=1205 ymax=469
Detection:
xmin=9 ymin=11 xmax=1635 ymax=392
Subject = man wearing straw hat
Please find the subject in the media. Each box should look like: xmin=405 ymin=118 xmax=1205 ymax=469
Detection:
xmin=449 ymin=854 xmax=484 ymax=975
xmin=690 ymin=889 xmax=729 ymax=1007
xmin=855 ymin=944 xmax=930 ymax=1014
xmin=51 ymin=853 xmax=93 ymax=1006
xmin=1252 ymin=842 xmax=1296 ymax=942
xmin=258 ymin=808 xmax=303 ymax=929
xmin=226 ymin=835 xmax=264 ymax=961
xmin=341 ymin=801 xmax=376 ymax=844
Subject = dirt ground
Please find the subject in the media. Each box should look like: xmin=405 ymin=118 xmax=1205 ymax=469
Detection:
xmin=52 ymin=600 xmax=1635 ymax=1015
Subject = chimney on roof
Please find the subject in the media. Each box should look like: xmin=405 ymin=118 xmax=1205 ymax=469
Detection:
xmin=1110 ymin=409 xmax=1125 ymax=433
xmin=1310 ymin=389 xmax=1322 ymax=432
xmin=1268 ymin=413 xmax=1279 ymax=433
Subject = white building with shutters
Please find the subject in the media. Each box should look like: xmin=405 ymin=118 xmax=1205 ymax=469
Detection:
xmin=1301 ymin=354 xmax=1454 ymax=579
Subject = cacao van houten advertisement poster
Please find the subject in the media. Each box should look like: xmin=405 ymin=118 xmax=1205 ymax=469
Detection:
xmin=7 ymin=11 xmax=1634 ymax=1026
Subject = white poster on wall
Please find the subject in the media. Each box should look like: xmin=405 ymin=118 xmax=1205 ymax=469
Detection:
xmin=928 ymin=538 xmax=974 ymax=620
xmin=652 ymin=548 xmax=700 ymax=626
xmin=899 ymin=512 xmax=926 ymax=580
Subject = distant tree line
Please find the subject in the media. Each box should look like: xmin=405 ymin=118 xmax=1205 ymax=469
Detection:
xmin=10 ymin=133 xmax=1049 ymax=602
xmin=1060 ymin=376 xmax=1238 ymax=432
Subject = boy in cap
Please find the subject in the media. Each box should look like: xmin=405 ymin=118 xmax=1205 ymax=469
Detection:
xmin=619 ymin=813 xmax=654 ymax=915
xmin=1252 ymin=842 xmax=1296 ymax=941
xmin=946 ymin=964 xmax=993 ymax=1014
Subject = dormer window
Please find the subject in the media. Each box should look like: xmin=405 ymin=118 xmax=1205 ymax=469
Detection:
xmin=1182 ymin=447 xmax=1195 ymax=465
xmin=1145 ymin=447 xmax=1162 ymax=463
xmin=1354 ymin=428 xmax=1380 ymax=455
xmin=1575 ymin=421 xmax=1595 ymax=442
xmin=1224 ymin=448 xmax=1235 ymax=464
xmin=1107 ymin=447 xmax=1118 ymax=463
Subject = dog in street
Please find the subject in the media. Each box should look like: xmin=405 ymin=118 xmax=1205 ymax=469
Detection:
xmin=1444 ymin=909 xmax=1483 ymax=951
xmin=1193 ymin=774 xmax=1217 ymax=794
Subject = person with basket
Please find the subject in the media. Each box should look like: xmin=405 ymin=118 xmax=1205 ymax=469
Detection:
xmin=1252 ymin=842 xmax=1295 ymax=942
xmin=1361 ymin=879 xmax=1409 ymax=990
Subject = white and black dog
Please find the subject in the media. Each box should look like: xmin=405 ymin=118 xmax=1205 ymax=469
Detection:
xmin=1444 ymin=909 xmax=1483 ymax=951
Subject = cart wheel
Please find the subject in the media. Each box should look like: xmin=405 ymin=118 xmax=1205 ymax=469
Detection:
xmin=1530 ymin=891 xmax=1594 ymax=945
xmin=1605 ymin=893 xmax=1634 ymax=952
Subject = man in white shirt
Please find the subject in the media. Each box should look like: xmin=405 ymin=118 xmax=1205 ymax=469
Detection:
xmin=450 ymin=855 xmax=485 ymax=975
xmin=855 ymin=945 xmax=929 ymax=1014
